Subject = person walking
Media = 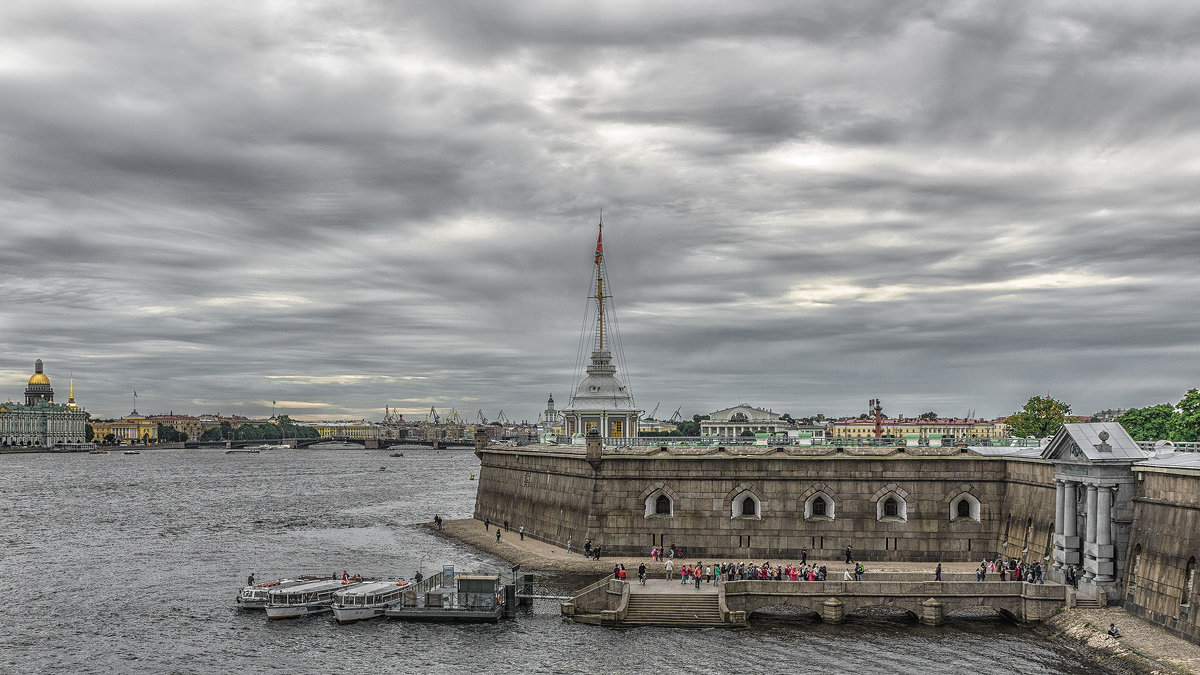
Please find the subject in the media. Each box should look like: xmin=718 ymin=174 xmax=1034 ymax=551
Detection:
xmin=484 ymin=518 xmax=490 ymax=531
xmin=800 ymin=548 xmax=807 ymax=566
xmin=566 ymin=539 xmax=572 ymax=555
xmin=519 ymin=526 xmax=525 ymax=541
xmin=934 ymin=563 xmax=942 ymax=582
xmin=496 ymin=529 xmax=501 ymax=543
xmin=638 ymin=562 xmax=647 ymax=585
xmin=584 ymin=540 xmax=592 ymax=558
xmin=665 ymin=558 xmax=674 ymax=581
xmin=845 ymin=545 xmax=853 ymax=564
xmin=503 ymin=520 xmax=509 ymax=532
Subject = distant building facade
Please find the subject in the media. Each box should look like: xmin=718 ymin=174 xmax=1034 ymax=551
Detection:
xmin=829 ymin=417 xmax=1006 ymax=441
xmin=0 ymin=360 xmax=87 ymax=447
xmin=700 ymin=405 xmax=787 ymax=438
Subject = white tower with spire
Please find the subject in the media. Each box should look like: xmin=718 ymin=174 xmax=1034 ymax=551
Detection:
xmin=560 ymin=219 xmax=640 ymax=441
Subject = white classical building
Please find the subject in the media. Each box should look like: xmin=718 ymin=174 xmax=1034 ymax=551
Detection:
xmin=700 ymin=404 xmax=788 ymax=439
xmin=0 ymin=360 xmax=88 ymax=447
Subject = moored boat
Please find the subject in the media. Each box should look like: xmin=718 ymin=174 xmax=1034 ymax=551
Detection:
xmin=331 ymin=580 xmax=411 ymax=623
xmin=225 ymin=448 xmax=261 ymax=454
xmin=236 ymin=578 xmax=310 ymax=609
xmin=265 ymin=579 xmax=359 ymax=619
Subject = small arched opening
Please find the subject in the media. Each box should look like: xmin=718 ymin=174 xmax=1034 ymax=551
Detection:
xmin=732 ymin=491 xmax=762 ymax=519
xmin=644 ymin=489 xmax=675 ymax=518
xmin=804 ymin=491 xmax=835 ymax=520
xmin=949 ymin=493 xmax=981 ymax=522
xmin=877 ymin=493 xmax=908 ymax=521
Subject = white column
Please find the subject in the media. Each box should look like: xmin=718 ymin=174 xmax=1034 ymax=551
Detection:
xmin=1085 ymin=484 xmax=1098 ymax=544
xmin=1084 ymin=484 xmax=1098 ymax=580
xmin=1063 ymin=482 xmax=1077 ymax=537
xmin=1096 ymin=485 xmax=1114 ymax=582
xmin=1053 ymin=480 xmax=1066 ymax=569
xmin=1054 ymin=481 xmax=1065 ymax=536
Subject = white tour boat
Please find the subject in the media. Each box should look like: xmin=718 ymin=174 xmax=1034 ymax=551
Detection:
xmin=265 ymin=579 xmax=359 ymax=619
xmin=236 ymin=578 xmax=311 ymax=609
xmin=331 ymin=580 xmax=411 ymax=624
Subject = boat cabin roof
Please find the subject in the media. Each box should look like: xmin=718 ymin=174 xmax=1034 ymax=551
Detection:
xmin=271 ymin=579 xmax=354 ymax=594
xmin=336 ymin=581 xmax=406 ymax=596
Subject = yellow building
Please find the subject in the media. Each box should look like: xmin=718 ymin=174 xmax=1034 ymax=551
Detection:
xmin=829 ymin=417 xmax=1007 ymax=441
xmin=92 ymin=413 xmax=158 ymax=443
xmin=310 ymin=420 xmax=380 ymax=440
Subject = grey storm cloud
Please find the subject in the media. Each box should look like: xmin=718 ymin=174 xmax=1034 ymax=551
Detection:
xmin=2 ymin=0 xmax=1199 ymax=423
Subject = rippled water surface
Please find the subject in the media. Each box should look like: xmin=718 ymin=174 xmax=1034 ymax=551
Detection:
xmin=1 ymin=448 xmax=1110 ymax=674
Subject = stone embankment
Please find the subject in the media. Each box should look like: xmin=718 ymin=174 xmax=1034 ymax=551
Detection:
xmin=1045 ymin=607 xmax=1200 ymax=674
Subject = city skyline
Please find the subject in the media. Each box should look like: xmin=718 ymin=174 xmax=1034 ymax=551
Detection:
xmin=3 ymin=2 xmax=1199 ymax=421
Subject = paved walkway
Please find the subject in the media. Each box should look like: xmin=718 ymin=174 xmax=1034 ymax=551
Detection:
xmin=1048 ymin=607 xmax=1200 ymax=673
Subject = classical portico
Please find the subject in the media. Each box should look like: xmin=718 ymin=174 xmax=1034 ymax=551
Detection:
xmin=1044 ymin=423 xmax=1147 ymax=597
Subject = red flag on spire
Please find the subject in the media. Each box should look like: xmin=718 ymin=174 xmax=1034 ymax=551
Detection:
xmin=594 ymin=230 xmax=603 ymax=265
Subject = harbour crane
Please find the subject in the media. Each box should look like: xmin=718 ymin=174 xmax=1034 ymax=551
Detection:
xmin=447 ymin=408 xmax=463 ymax=425
xmin=496 ymin=410 xmax=512 ymax=426
xmin=426 ymin=406 xmax=440 ymax=424
xmin=669 ymin=406 xmax=683 ymax=422
xmin=648 ymin=402 xmax=660 ymax=420
xmin=477 ymin=409 xmax=487 ymax=425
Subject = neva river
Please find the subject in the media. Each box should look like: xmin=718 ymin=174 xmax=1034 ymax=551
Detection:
xmin=1 ymin=447 xmax=1111 ymax=674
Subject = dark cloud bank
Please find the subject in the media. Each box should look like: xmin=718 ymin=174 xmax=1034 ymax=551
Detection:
xmin=2 ymin=1 xmax=1198 ymax=421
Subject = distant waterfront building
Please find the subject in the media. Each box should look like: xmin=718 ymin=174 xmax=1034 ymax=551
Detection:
xmin=309 ymin=420 xmax=380 ymax=440
xmin=829 ymin=416 xmax=1006 ymax=441
xmin=91 ymin=413 xmax=158 ymax=443
xmin=559 ymin=223 xmax=640 ymax=440
xmin=638 ymin=419 xmax=679 ymax=435
xmin=0 ymin=360 xmax=87 ymax=447
xmin=700 ymin=404 xmax=787 ymax=438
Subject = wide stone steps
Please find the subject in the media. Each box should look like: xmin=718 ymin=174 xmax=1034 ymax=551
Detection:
xmin=1074 ymin=597 xmax=1101 ymax=608
xmin=621 ymin=594 xmax=726 ymax=627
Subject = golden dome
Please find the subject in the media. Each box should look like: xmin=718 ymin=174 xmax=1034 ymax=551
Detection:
xmin=28 ymin=373 xmax=50 ymax=386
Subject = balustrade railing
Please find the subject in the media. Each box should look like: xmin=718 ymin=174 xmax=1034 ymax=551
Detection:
xmin=1136 ymin=440 xmax=1200 ymax=452
xmin=596 ymin=436 xmax=1042 ymax=448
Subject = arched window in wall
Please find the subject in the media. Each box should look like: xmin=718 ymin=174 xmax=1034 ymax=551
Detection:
xmin=949 ymin=493 xmax=981 ymax=522
xmin=876 ymin=493 xmax=907 ymax=521
xmin=803 ymin=491 xmax=835 ymax=520
xmin=1128 ymin=544 xmax=1142 ymax=597
xmin=644 ymin=489 xmax=674 ymax=518
xmin=731 ymin=491 xmax=761 ymax=519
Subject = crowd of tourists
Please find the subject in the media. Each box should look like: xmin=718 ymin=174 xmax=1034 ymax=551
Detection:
xmin=975 ymin=557 xmax=1047 ymax=583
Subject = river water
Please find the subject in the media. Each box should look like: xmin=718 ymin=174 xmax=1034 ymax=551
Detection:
xmin=0 ymin=447 xmax=1110 ymax=674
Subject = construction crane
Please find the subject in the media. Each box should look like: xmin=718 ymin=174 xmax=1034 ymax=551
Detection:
xmin=447 ymin=408 xmax=463 ymax=425
xmin=496 ymin=410 xmax=512 ymax=426
xmin=425 ymin=406 xmax=440 ymax=424
xmin=669 ymin=406 xmax=683 ymax=422
xmin=477 ymin=409 xmax=487 ymax=425
xmin=647 ymin=402 xmax=660 ymax=420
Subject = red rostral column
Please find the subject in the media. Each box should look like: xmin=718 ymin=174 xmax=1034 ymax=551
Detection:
xmin=873 ymin=399 xmax=883 ymax=438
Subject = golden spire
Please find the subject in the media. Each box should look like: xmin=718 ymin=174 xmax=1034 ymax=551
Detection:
xmin=589 ymin=216 xmax=610 ymax=351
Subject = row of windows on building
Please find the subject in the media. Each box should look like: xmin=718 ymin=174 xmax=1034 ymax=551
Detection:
xmin=643 ymin=489 xmax=982 ymax=522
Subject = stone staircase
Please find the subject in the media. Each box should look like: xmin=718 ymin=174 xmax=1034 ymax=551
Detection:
xmin=620 ymin=593 xmax=729 ymax=628
xmin=1074 ymin=596 xmax=1101 ymax=609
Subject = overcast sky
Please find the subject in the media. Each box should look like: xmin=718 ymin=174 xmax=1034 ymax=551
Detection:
xmin=2 ymin=1 xmax=1199 ymax=422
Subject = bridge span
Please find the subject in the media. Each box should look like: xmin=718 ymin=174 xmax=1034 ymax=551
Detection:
xmin=186 ymin=437 xmax=476 ymax=450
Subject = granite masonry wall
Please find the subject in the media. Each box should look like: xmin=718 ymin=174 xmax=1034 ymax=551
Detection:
xmin=1123 ymin=467 xmax=1200 ymax=644
xmin=473 ymin=445 xmax=1060 ymax=563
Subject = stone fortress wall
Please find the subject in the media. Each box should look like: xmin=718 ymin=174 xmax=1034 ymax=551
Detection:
xmin=1123 ymin=466 xmax=1200 ymax=643
xmin=474 ymin=442 xmax=1058 ymax=563
xmin=472 ymin=434 xmax=1200 ymax=643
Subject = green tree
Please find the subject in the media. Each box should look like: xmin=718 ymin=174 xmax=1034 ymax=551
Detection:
xmin=103 ymin=433 xmax=115 ymax=445
xmin=200 ymin=426 xmax=222 ymax=441
xmin=85 ymin=424 xmax=95 ymax=442
xmin=1116 ymin=404 xmax=1175 ymax=442
xmin=1007 ymin=396 xmax=1072 ymax=438
xmin=1171 ymin=388 xmax=1200 ymax=442
xmin=919 ymin=411 xmax=938 ymax=420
